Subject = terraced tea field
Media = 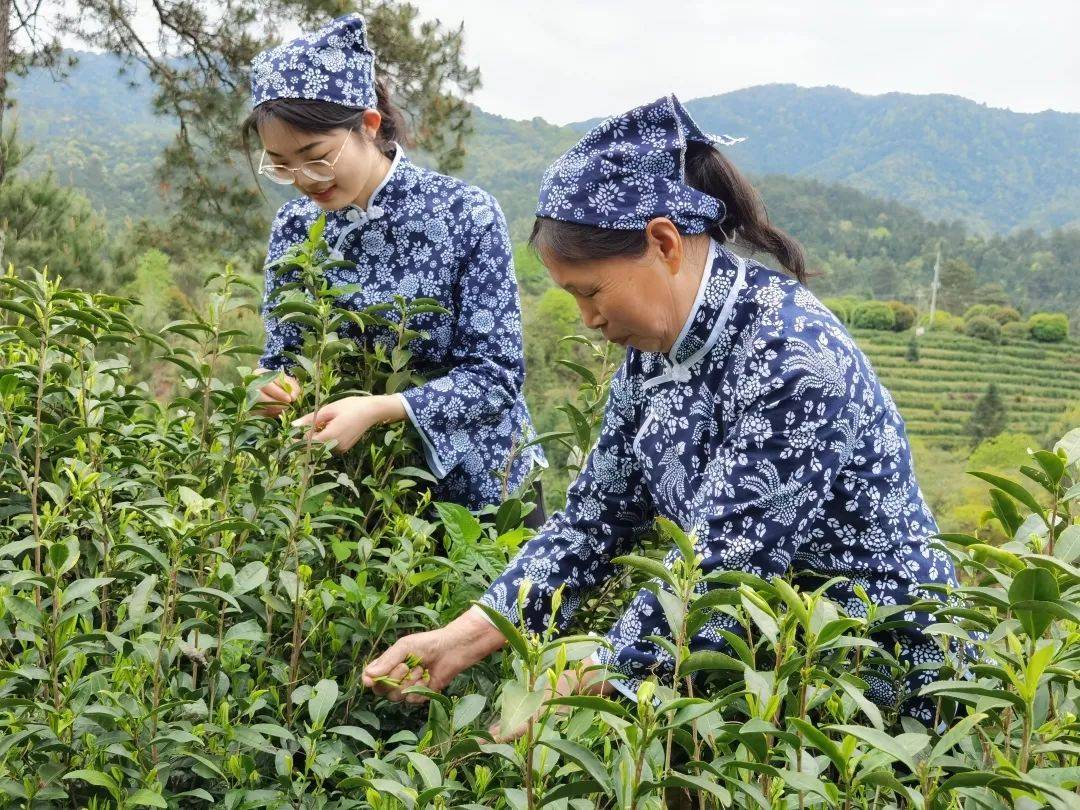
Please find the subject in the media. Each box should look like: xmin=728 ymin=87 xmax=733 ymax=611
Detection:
xmin=853 ymin=330 xmax=1080 ymax=447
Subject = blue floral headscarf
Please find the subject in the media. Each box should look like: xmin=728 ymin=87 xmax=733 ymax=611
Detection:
xmin=250 ymin=14 xmax=376 ymax=110
xmin=536 ymin=94 xmax=744 ymax=233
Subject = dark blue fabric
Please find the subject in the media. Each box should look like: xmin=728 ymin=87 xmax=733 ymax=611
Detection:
xmin=260 ymin=148 xmax=545 ymax=508
xmin=251 ymin=14 xmax=376 ymax=110
xmin=535 ymin=94 xmax=743 ymax=233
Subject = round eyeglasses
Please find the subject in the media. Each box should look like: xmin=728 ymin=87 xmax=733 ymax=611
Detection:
xmin=258 ymin=128 xmax=353 ymax=185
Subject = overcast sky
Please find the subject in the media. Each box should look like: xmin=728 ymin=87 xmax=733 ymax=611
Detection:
xmin=407 ymin=0 xmax=1079 ymax=124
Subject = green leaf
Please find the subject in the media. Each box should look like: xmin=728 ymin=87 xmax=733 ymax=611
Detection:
xmin=1023 ymin=640 xmax=1058 ymax=702
xmin=1009 ymin=567 xmax=1059 ymax=638
xmin=655 ymin=587 xmax=686 ymax=637
xmin=653 ymin=771 xmax=729 ymax=802
xmin=968 ymin=471 xmax=1046 ymax=519
xmin=434 ymin=501 xmax=482 ymax=545
xmin=546 ymin=694 xmax=632 ymax=720
xmin=554 ymin=359 xmax=597 ymax=386
xmin=679 ymin=650 xmax=744 ymax=676
xmin=929 ymin=712 xmax=988 ymax=763
xmin=826 ymin=725 xmax=928 ymax=772
xmin=789 ymin=717 xmax=848 ymax=776
xmin=62 ymin=577 xmax=114 ymax=606
xmin=832 ymin=673 xmax=884 ymax=730
xmin=186 ymin=587 xmax=241 ymax=612
xmin=405 ymin=752 xmax=442 ymax=790
xmin=452 ymin=693 xmax=487 ymax=730
xmin=474 ymin=601 xmax=532 ymax=661
xmin=499 ymin=681 xmax=545 ymax=736
xmin=177 ymin=485 xmax=213 ymax=514
xmin=0 ymin=300 xmax=38 ymax=320
xmin=538 ymin=738 xmax=613 ymax=792
xmin=771 ymin=579 xmax=810 ymax=629
xmin=63 ymin=769 xmax=120 ymax=800
xmin=307 ymin=678 xmax=339 ymax=727
xmin=127 ymin=574 xmax=157 ymax=623
xmin=328 ymin=725 xmax=376 ymax=748
xmin=224 ymin=620 xmax=265 ymax=645
xmin=231 ymin=561 xmax=268 ymax=594
xmin=0 ymin=538 xmax=39 ymax=558
xmin=1053 ymin=428 xmax=1080 ymax=468
xmin=740 ymin=591 xmax=778 ymax=646
xmin=612 ymin=554 xmax=676 ymax=588
xmin=128 ymin=788 xmax=168 ymax=808
xmin=1054 ymin=525 xmax=1080 ymax=563
xmin=3 ymin=594 xmax=42 ymax=628
xmin=656 ymin=516 xmax=696 ymax=564
xmin=969 ymin=543 xmax=1025 ymax=573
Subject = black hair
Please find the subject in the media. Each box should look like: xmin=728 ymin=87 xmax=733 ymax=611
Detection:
xmin=242 ymin=77 xmax=409 ymax=178
xmin=529 ymin=140 xmax=807 ymax=283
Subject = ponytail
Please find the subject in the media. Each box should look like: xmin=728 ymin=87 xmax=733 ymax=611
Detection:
xmin=372 ymin=77 xmax=409 ymax=150
xmin=685 ymin=141 xmax=806 ymax=283
xmin=531 ymin=142 xmax=808 ymax=284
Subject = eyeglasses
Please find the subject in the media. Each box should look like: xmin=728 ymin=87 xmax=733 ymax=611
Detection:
xmin=258 ymin=128 xmax=353 ymax=185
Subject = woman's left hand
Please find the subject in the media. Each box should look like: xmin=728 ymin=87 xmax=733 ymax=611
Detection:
xmin=293 ymin=394 xmax=405 ymax=452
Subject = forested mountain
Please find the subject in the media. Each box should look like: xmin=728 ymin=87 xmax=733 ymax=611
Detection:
xmin=576 ymin=85 xmax=1080 ymax=234
xmin=9 ymin=51 xmax=1079 ymax=319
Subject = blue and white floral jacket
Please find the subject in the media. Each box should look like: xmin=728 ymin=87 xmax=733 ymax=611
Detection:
xmin=260 ymin=146 xmax=545 ymax=508
xmin=480 ymin=240 xmax=958 ymax=720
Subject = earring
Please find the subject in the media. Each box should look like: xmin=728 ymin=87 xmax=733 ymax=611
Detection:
xmin=719 ymin=223 xmax=738 ymax=243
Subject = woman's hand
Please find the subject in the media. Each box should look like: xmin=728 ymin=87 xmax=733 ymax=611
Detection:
xmin=293 ymin=394 xmax=405 ymax=452
xmin=255 ymin=368 xmax=300 ymax=416
xmin=362 ymin=607 xmax=507 ymax=704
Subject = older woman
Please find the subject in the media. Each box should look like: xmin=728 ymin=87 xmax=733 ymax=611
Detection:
xmin=363 ymin=95 xmax=957 ymax=725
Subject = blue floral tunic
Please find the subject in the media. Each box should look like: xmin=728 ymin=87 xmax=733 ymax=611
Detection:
xmin=480 ymin=239 xmax=958 ymax=721
xmin=260 ymin=146 xmax=545 ymax=508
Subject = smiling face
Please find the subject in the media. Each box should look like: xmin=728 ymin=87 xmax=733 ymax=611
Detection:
xmin=257 ymin=110 xmax=388 ymax=210
xmin=540 ymin=219 xmax=709 ymax=354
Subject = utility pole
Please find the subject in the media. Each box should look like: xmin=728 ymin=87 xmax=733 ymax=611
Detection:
xmin=0 ymin=0 xmax=11 ymax=184
xmin=927 ymin=242 xmax=942 ymax=332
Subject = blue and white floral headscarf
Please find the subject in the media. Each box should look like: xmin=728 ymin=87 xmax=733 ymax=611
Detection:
xmin=536 ymin=94 xmax=744 ymax=233
xmin=250 ymin=14 xmax=376 ymax=110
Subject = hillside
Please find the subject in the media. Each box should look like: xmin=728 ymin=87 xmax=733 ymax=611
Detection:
xmin=855 ymin=330 xmax=1080 ymax=445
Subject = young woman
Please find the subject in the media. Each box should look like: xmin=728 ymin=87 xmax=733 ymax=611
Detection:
xmin=363 ymin=95 xmax=960 ymax=726
xmin=245 ymin=14 xmax=545 ymax=511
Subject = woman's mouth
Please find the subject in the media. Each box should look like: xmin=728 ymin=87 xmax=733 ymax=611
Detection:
xmin=309 ymin=185 xmax=337 ymax=203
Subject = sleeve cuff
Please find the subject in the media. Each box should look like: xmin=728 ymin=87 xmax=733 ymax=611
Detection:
xmin=398 ymin=391 xmax=450 ymax=479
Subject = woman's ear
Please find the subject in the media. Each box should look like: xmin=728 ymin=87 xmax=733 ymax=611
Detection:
xmin=644 ymin=217 xmax=683 ymax=276
xmin=361 ymin=109 xmax=382 ymax=139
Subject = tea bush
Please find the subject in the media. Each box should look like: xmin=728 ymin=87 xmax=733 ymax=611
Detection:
xmin=850 ymin=300 xmax=896 ymax=331
xmin=965 ymin=315 xmax=1002 ymax=344
xmin=1028 ymin=312 xmax=1069 ymax=343
xmin=3 ymin=219 xmax=1080 ymax=808
xmin=886 ymin=300 xmax=917 ymax=332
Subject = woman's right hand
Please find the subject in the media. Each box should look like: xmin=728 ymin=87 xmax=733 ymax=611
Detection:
xmin=362 ymin=607 xmax=507 ymax=704
xmin=254 ymin=367 xmax=300 ymax=416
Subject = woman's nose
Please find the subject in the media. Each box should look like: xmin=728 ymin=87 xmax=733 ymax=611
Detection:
xmin=578 ymin=302 xmax=605 ymax=331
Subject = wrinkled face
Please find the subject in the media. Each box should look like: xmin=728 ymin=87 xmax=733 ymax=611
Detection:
xmin=541 ymin=253 xmax=674 ymax=353
xmin=541 ymin=226 xmax=706 ymax=354
xmin=257 ymin=111 xmax=383 ymax=210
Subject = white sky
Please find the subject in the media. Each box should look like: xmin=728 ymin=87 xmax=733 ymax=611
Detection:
xmin=409 ymin=0 xmax=1080 ymax=123
xmin=48 ymin=0 xmax=1079 ymax=123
